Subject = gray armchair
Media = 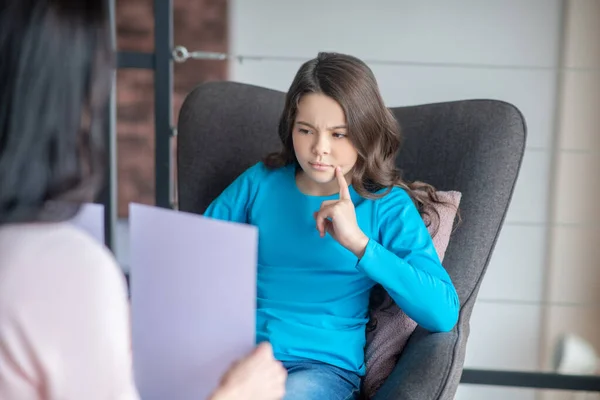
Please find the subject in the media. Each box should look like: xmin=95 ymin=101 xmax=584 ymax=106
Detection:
xmin=177 ymin=81 xmax=526 ymax=399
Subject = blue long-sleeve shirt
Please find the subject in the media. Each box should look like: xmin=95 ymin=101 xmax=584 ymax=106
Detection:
xmin=204 ymin=162 xmax=459 ymax=375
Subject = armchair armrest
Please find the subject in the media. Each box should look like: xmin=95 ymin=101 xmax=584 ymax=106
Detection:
xmin=372 ymin=325 xmax=467 ymax=400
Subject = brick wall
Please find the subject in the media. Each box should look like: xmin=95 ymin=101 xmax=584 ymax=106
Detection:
xmin=116 ymin=0 xmax=228 ymax=217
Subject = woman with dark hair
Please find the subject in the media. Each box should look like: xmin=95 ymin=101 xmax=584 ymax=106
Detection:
xmin=0 ymin=1 xmax=285 ymax=399
xmin=204 ymin=52 xmax=460 ymax=399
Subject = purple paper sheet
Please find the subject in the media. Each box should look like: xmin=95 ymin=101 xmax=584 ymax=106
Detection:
xmin=129 ymin=203 xmax=258 ymax=400
xmin=69 ymin=202 xmax=105 ymax=244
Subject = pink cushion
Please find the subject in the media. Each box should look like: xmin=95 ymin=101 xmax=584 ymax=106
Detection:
xmin=362 ymin=190 xmax=462 ymax=398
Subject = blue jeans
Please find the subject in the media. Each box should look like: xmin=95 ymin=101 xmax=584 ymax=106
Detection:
xmin=282 ymin=360 xmax=361 ymax=400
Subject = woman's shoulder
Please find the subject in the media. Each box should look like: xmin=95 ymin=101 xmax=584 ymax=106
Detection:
xmin=0 ymin=222 xmax=126 ymax=303
xmin=0 ymin=222 xmax=137 ymax=400
xmin=0 ymin=222 xmax=114 ymax=259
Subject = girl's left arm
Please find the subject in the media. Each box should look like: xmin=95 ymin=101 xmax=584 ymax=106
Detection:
xmin=355 ymin=188 xmax=460 ymax=332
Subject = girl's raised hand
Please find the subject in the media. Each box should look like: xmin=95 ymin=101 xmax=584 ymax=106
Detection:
xmin=314 ymin=167 xmax=369 ymax=258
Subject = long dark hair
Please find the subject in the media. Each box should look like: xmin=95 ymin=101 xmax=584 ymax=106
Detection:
xmin=265 ymin=52 xmax=455 ymax=236
xmin=0 ymin=0 xmax=112 ymax=224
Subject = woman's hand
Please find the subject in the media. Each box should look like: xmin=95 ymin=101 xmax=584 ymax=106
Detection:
xmin=314 ymin=167 xmax=369 ymax=258
xmin=209 ymin=342 xmax=286 ymax=400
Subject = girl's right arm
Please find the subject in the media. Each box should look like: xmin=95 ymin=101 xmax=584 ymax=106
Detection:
xmin=203 ymin=163 xmax=265 ymax=223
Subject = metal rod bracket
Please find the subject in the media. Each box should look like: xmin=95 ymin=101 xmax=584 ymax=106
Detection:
xmin=172 ymin=45 xmax=228 ymax=63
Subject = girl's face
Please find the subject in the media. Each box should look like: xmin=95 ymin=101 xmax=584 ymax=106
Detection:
xmin=292 ymin=93 xmax=358 ymax=196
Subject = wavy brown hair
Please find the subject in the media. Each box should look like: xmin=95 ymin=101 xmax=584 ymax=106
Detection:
xmin=264 ymin=52 xmax=458 ymax=237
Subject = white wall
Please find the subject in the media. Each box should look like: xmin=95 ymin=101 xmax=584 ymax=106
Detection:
xmin=229 ymin=1 xmax=564 ymax=399
xmin=540 ymin=1 xmax=600 ymax=399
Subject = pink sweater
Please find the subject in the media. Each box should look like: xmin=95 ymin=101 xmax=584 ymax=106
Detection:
xmin=0 ymin=223 xmax=139 ymax=400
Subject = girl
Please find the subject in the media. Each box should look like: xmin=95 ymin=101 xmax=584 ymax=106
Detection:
xmin=0 ymin=1 xmax=285 ymax=399
xmin=204 ymin=52 xmax=460 ymax=399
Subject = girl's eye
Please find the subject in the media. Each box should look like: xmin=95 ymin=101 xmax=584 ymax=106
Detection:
xmin=333 ymin=133 xmax=347 ymax=139
xmin=299 ymin=128 xmax=311 ymax=134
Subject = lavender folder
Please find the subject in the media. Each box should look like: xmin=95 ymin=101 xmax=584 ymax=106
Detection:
xmin=69 ymin=202 xmax=105 ymax=244
xmin=129 ymin=203 xmax=258 ymax=400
